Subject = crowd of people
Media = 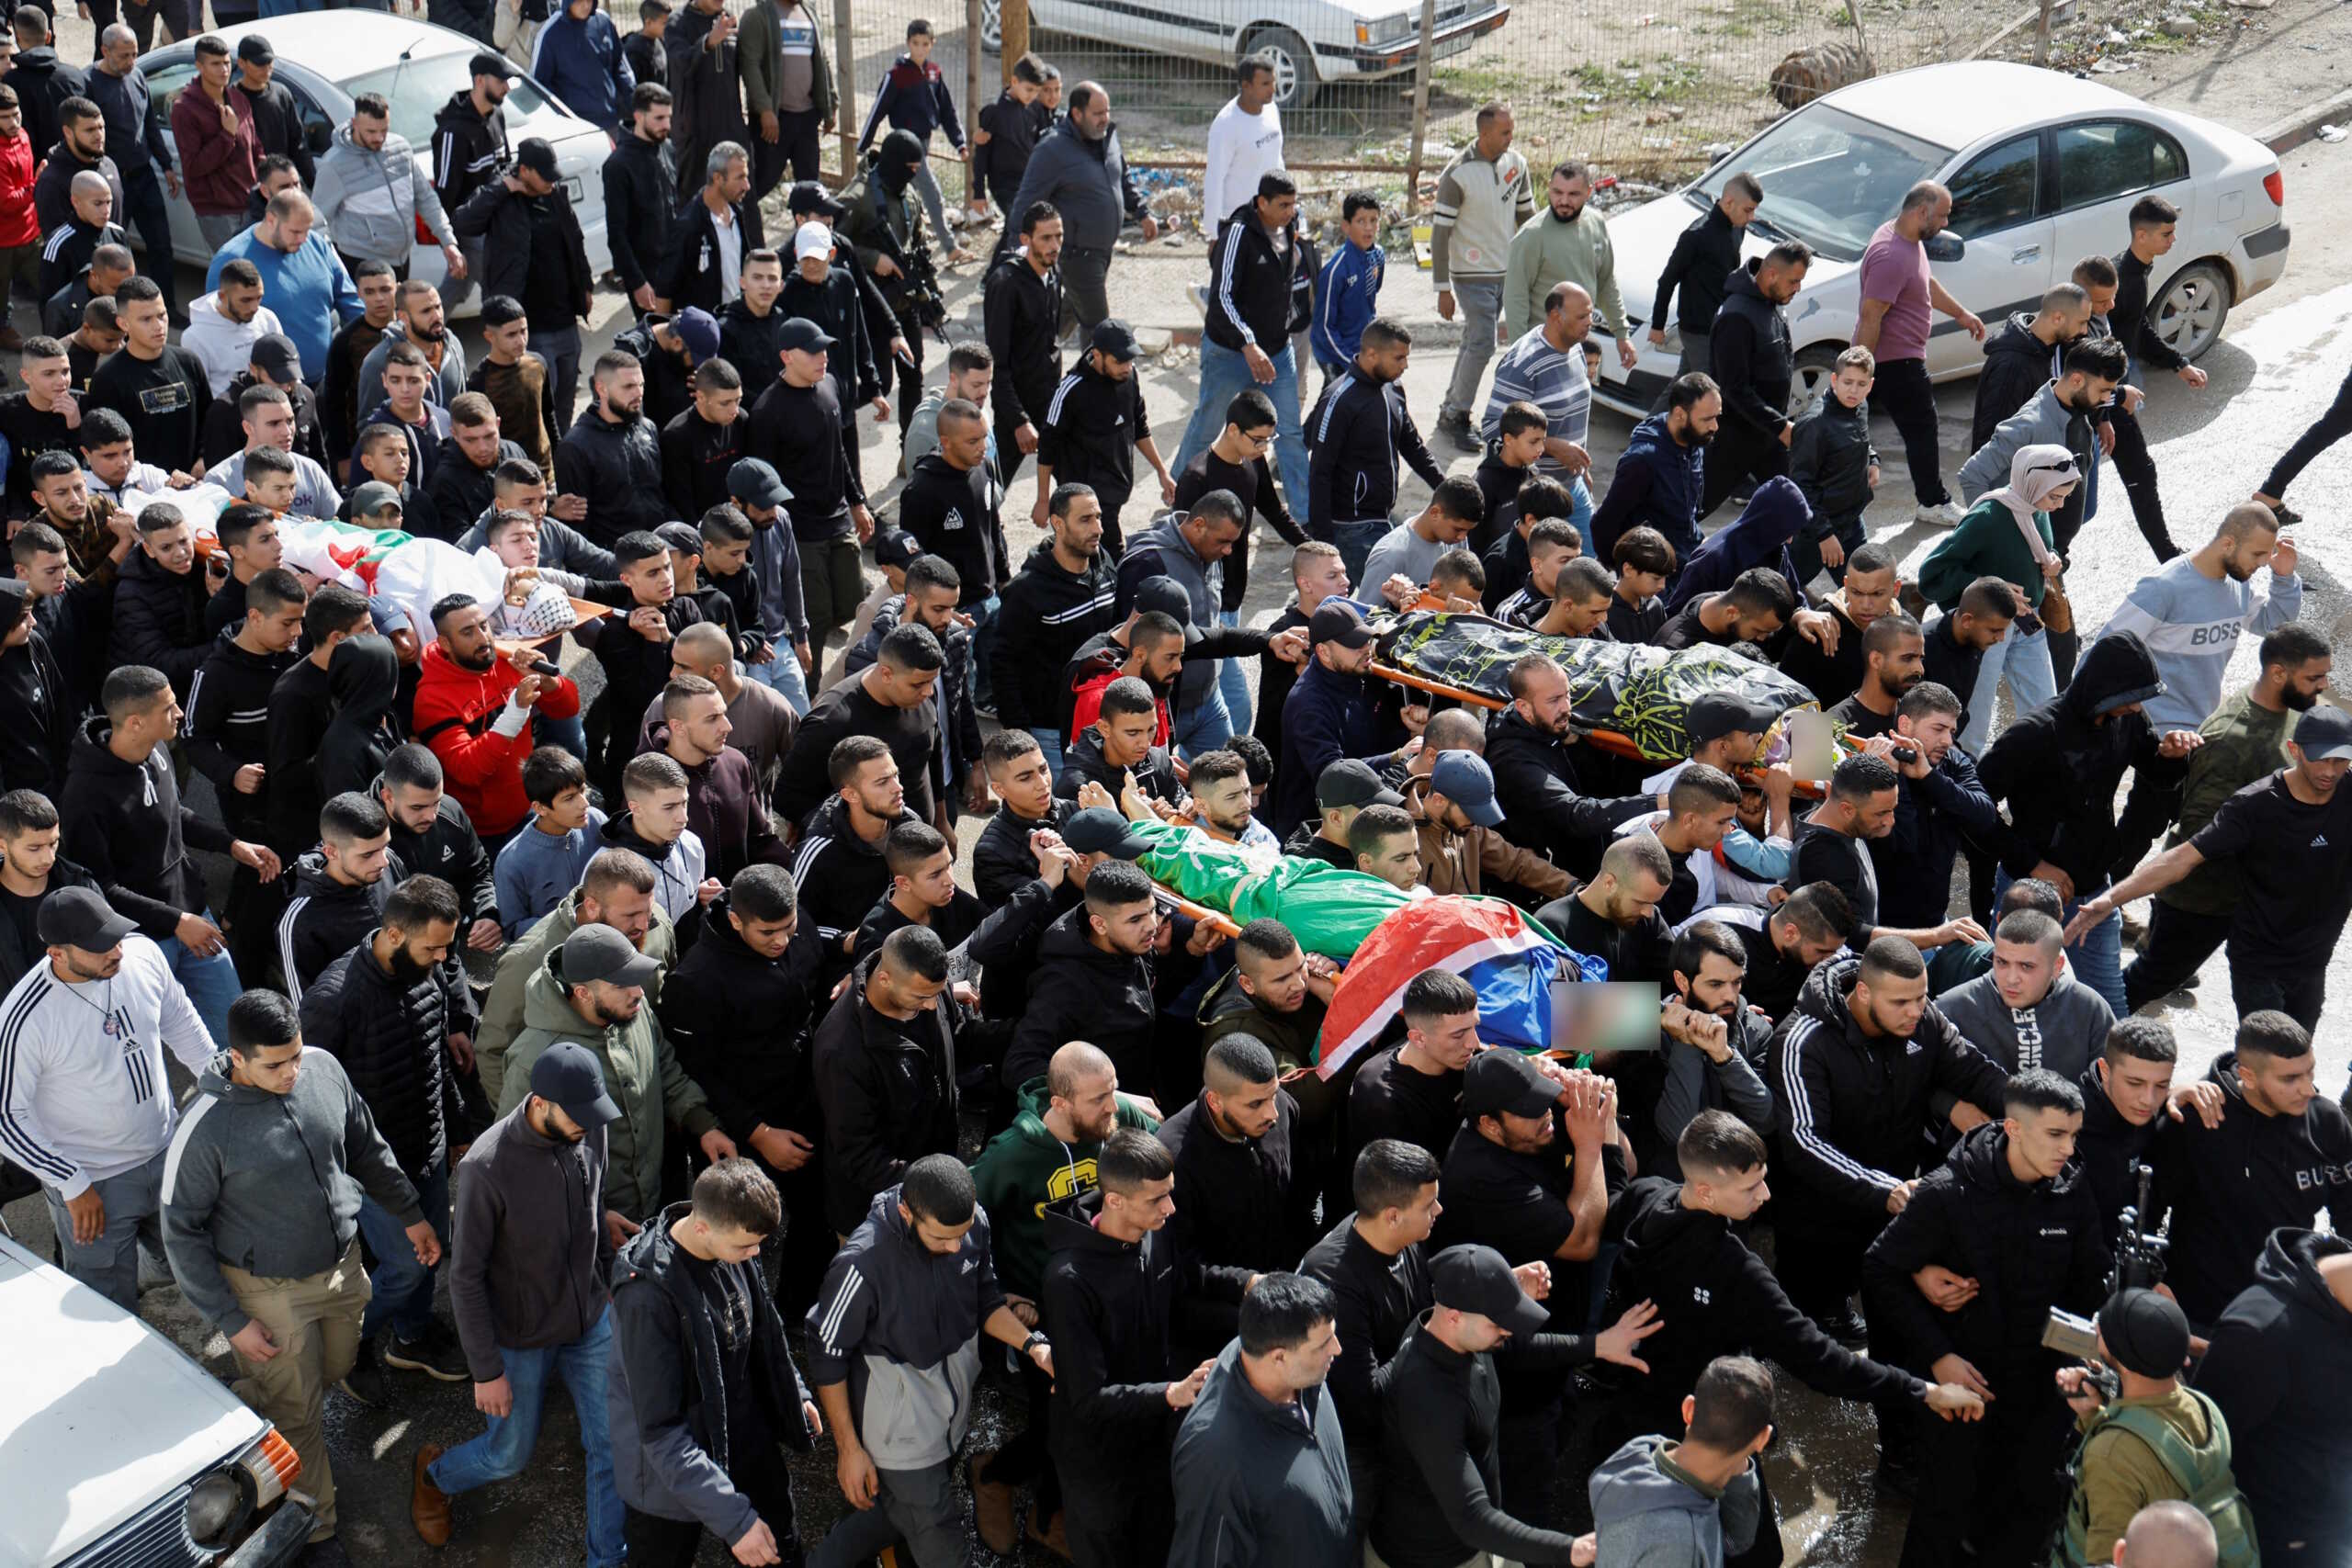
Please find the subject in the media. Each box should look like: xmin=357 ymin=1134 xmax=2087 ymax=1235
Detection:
xmin=0 ymin=5 xmax=2343 ymax=1568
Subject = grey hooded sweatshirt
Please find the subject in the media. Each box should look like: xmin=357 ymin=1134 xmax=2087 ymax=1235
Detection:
xmin=1589 ymin=1434 xmax=1762 ymax=1568
xmin=1936 ymin=968 xmax=2114 ymax=1086
xmin=311 ymin=121 xmax=458 ymax=266
xmin=160 ymin=1048 xmax=421 ymax=1338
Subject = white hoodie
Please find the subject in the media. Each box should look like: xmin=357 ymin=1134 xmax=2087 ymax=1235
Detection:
xmin=180 ymin=290 xmax=285 ymax=399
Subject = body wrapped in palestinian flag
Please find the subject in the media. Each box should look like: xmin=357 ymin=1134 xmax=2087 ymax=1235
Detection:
xmin=1375 ymin=609 xmax=1821 ymax=761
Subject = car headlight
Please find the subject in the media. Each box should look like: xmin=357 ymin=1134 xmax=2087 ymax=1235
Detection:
xmin=186 ymin=1468 xmax=254 ymax=1550
xmin=1357 ymin=12 xmax=1417 ymax=45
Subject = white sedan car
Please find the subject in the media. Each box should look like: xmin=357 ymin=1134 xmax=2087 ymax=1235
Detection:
xmin=1594 ymin=62 xmax=2289 ymax=417
xmin=140 ymin=11 xmax=613 ymax=316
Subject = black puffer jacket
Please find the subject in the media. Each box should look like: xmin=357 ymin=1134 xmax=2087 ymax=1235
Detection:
xmin=1767 ymin=955 xmax=2008 ymax=1225
xmin=809 ymin=949 xmax=965 ymax=1235
xmin=1978 ymin=631 xmax=2165 ymax=892
xmin=1862 ymin=1122 xmax=2109 ymax=1375
xmin=109 ymin=547 xmax=211 ymax=699
xmin=450 ymin=182 xmax=593 ymax=325
xmin=1709 ymin=259 xmax=1794 ymax=443
xmin=657 ymin=889 xmax=830 ymax=1145
xmin=296 ymin=933 xmax=477 ymax=1180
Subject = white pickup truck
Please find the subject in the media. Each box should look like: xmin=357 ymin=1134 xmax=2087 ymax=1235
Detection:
xmin=0 ymin=1232 xmax=312 ymax=1568
xmin=982 ymin=0 xmax=1512 ymax=108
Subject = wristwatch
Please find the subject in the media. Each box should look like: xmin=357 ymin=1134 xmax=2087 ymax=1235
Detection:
xmin=1023 ymin=1330 xmax=1050 ymax=1356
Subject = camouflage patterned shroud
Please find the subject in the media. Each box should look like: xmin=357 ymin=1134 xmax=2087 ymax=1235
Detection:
xmin=1375 ymin=610 xmax=1824 ymax=761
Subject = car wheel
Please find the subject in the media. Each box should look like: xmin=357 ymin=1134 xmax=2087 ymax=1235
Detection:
xmin=2150 ymin=261 xmax=2232 ymax=363
xmin=1247 ymin=27 xmax=1320 ymax=110
xmin=979 ymin=0 xmax=1001 ymax=53
xmin=1789 ymin=344 xmax=1843 ymax=422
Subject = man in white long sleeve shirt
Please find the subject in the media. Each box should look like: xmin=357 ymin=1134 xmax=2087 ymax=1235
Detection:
xmin=1201 ymin=56 xmax=1285 ymax=240
xmin=0 ymin=887 xmax=214 ymax=1310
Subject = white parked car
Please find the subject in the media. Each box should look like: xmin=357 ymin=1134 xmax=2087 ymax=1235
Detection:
xmin=140 ymin=12 xmax=614 ymax=317
xmin=1595 ymin=62 xmax=2289 ymax=417
xmin=980 ymin=0 xmax=1512 ymax=109
xmin=0 ymin=1231 xmax=311 ymax=1567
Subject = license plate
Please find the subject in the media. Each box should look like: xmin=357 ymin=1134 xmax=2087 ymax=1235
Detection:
xmin=1436 ymin=30 xmax=1475 ymax=58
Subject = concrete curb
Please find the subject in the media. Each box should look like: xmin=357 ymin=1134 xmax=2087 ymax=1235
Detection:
xmin=2256 ymin=85 xmax=2352 ymax=153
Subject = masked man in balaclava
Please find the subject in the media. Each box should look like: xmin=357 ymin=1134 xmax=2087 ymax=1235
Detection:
xmin=837 ymin=128 xmax=933 ymax=447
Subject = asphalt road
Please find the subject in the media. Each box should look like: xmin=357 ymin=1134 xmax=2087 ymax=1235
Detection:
xmin=6 ymin=133 xmax=2352 ymax=1568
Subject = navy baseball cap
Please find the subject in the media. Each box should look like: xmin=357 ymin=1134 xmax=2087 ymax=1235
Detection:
xmin=1430 ymin=751 xmax=1503 ymax=828
xmin=529 ymin=1040 xmax=623 ymax=1127
xmin=2294 ymin=704 xmax=2352 ymax=761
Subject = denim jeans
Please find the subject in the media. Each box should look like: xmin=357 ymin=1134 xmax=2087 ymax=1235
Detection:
xmin=1329 ymin=518 xmax=1390 ymax=589
xmin=1174 ymin=338 xmax=1309 ymax=512
xmin=356 ymin=1156 xmax=449 ymax=1341
xmin=158 ymin=909 xmax=243 ymax=1050
xmin=1026 ymin=728 xmax=1067 ymax=784
xmin=1215 ymin=608 xmax=1253 ymax=734
xmin=429 ymin=1307 xmax=625 ymax=1568
xmin=1442 ymin=278 xmax=1505 ymax=423
xmin=1171 ymin=681 xmax=1235 ymax=761
xmin=529 ymin=325 xmax=583 ymax=434
xmin=1995 ymin=866 xmax=2126 ymax=1016
xmin=743 ymin=650 xmax=812 ymax=716
xmin=1961 ymin=621 xmax=2056 ymax=755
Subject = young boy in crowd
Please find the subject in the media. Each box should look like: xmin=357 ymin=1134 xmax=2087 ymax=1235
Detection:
xmin=858 ymin=18 xmax=971 ymax=261
xmin=492 ymin=746 xmax=606 ymax=938
xmin=1789 ymin=345 xmax=1880 ymax=590
xmin=345 ymin=423 xmax=439 ymax=540
xmin=604 ymin=750 xmax=714 ymax=927
xmin=1312 ymin=192 xmax=1385 ymax=389
xmin=66 ymin=298 xmax=123 ymax=392
xmin=1610 ymin=525 xmax=1676 ymax=644
xmin=654 ymin=521 xmax=749 ymax=657
xmin=587 ymin=531 xmax=705 ymax=801
xmin=972 ymin=52 xmax=1046 ymax=220
xmin=695 ymin=504 xmax=780 ymax=670
xmin=854 ymin=818 xmax=984 ymax=960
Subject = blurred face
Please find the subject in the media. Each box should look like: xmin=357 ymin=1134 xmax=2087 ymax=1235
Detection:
xmin=2098 ymin=1051 xmax=2175 ymax=1128
xmin=1206 ymin=1072 xmax=1281 ymax=1141
xmin=1055 ymin=1068 xmax=1121 ymax=1141
xmin=1407 ymin=1008 xmax=1481 ymax=1071
xmin=1358 ymin=830 xmax=1422 ymax=892
xmin=845 ymin=757 xmax=906 ymax=821
xmin=1853 ymin=969 xmax=1928 ymax=1041
xmin=1101 ymin=708 xmax=1158 ymax=768
xmin=1991 ymin=936 xmax=2061 ymax=1010
xmin=2 ymin=822 xmax=58 ymax=881
xmin=729 ymin=905 xmax=797 ymax=959
xmin=582 ymin=885 xmax=654 ymax=950
xmin=989 ymin=744 xmax=1054 ymax=819
xmin=2006 ymin=1106 xmax=2082 ymax=1181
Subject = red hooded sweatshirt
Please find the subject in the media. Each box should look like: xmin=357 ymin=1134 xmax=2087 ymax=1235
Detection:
xmin=411 ymin=642 xmax=582 ymax=837
xmin=0 ymin=131 xmax=38 ymax=248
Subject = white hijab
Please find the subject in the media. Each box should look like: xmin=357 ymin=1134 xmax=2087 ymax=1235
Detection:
xmin=1978 ymin=442 xmax=2078 ymax=566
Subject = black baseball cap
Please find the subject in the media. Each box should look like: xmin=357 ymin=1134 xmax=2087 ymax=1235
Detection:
xmin=726 ymin=457 xmax=790 ymax=510
xmin=1091 ymin=319 xmax=1139 ymax=361
xmin=2294 ymin=704 xmax=2352 ymax=761
xmin=235 ymin=33 xmax=274 ymax=64
xmin=1316 ymin=758 xmax=1403 ymax=812
xmin=874 ymin=530 xmax=922 ymax=570
xmin=529 ymin=1040 xmax=623 ymax=1127
xmin=1460 ymin=1048 xmax=1556 ymax=1120
xmin=786 ymin=180 xmax=845 ymax=220
xmin=655 ymin=522 xmax=703 ymax=557
xmin=37 ymin=887 xmax=135 ymax=952
xmin=1132 ymin=575 xmax=1193 ymax=626
xmin=1430 ymin=1244 xmax=1549 ymax=1336
xmin=469 ymin=50 xmax=520 ymax=84
xmin=250 ymin=332 xmax=301 ymax=383
xmin=1061 ymin=807 xmax=1153 ymax=858
xmin=1687 ymin=693 xmax=1778 ymax=747
xmin=1309 ymin=600 xmax=1374 ymax=649
xmin=778 ymin=317 xmax=835 ymax=355
xmin=515 ymin=138 xmax=560 ymax=181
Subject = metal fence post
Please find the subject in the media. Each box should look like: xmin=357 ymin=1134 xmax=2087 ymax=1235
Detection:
xmin=1001 ymin=0 xmax=1029 ymax=83
xmin=1402 ymin=0 xmax=1441 ymax=207
xmin=835 ymin=0 xmax=856 ymax=180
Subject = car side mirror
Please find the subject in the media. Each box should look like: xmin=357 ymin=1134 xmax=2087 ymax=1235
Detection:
xmin=310 ymin=122 xmax=332 ymax=154
xmin=1924 ymin=232 xmax=1964 ymax=264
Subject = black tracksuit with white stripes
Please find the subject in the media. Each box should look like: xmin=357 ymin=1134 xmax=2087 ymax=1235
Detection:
xmin=1036 ymin=359 xmax=1150 ymax=553
xmin=1766 ymin=955 xmax=2009 ymax=1323
xmin=788 ymin=794 xmax=921 ymax=995
xmin=1305 ymin=365 xmax=1448 ymax=537
xmin=1202 ymin=201 xmax=1298 ymax=355
xmin=992 ymin=541 xmax=1119 ymax=737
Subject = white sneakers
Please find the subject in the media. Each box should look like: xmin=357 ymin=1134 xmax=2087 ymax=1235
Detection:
xmin=1914 ymin=500 xmax=1969 ymax=527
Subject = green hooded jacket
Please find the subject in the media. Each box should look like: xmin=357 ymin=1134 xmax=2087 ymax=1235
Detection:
xmin=475 ymin=885 xmax=679 ymax=1106
xmin=968 ymin=1075 xmax=1158 ymax=1299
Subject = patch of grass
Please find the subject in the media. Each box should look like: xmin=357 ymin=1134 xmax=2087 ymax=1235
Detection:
xmin=1712 ymin=0 xmax=1788 ymax=39
xmin=1569 ymin=58 xmax=1708 ymax=101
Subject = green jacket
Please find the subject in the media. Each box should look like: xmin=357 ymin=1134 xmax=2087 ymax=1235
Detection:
xmin=499 ymin=956 xmax=718 ymax=1224
xmin=2058 ymin=1386 xmax=2256 ymax=1568
xmin=2157 ymin=692 xmax=2298 ymax=917
xmin=1918 ymin=497 xmax=2054 ymax=613
xmin=967 ymin=1076 xmax=1157 ymax=1299
xmin=838 ymin=159 xmax=927 ymax=318
xmin=734 ymin=0 xmax=833 ymax=123
xmin=1503 ymin=205 xmax=1629 ymax=340
xmin=475 ymin=886 xmax=679 ymax=1106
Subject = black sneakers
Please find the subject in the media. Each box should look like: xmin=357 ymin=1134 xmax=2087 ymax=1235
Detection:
xmin=382 ymin=1319 xmax=469 ymax=1382
xmin=334 ymin=1338 xmax=390 ymax=1408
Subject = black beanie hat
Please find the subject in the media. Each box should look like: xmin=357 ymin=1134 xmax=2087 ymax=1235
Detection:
xmin=2099 ymin=1288 xmax=2190 ymax=1379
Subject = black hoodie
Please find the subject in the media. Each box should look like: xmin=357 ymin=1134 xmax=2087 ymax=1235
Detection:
xmin=1004 ymin=903 xmax=1193 ymax=1092
xmin=1482 ymin=707 xmax=1656 ymax=882
xmin=898 ymin=452 xmax=1008 ymax=606
xmin=1203 ymin=202 xmax=1303 ymax=355
xmin=1978 ymin=631 xmax=2166 ymax=891
xmin=2157 ymin=1052 xmax=2352 ymax=1326
xmin=276 ymin=849 xmax=400 ymax=1004
xmin=59 ymin=714 xmax=236 ymax=940
xmin=1970 ymin=310 xmax=2070 ymax=451
xmin=430 ymin=86 xmax=510 ymax=213
xmin=1606 ymin=1174 xmax=1923 ymax=1439
xmin=13 ymin=49 xmax=85 ymax=166
xmin=776 ymin=265 xmax=881 ymax=412
xmin=1041 ymin=1189 xmax=1249 ymax=1494
xmin=1050 ymin=725 xmax=1182 ymax=808
xmin=1767 ymin=955 xmax=2008 ymax=1226
xmin=1861 ymin=1122 xmax=2109 ymax=1375
xmin=2072 ymin=1061 xmax=2170 ymax=1251
xmin=786 ymin=792 xmax=918 ymax=987
xmin=2196 ymin=1228 xmax=2352 ymax=1562
xmin=601 ymin=131 xmax=679 ymax=299
xmin=316 ymin=636 xmax=403 ymax=802
xmin=657 ymin=889 xmax=830 ymax=1147
xmin=1156 ymin=1087 xmax=1313 ymax=1281
xmin=1709 ymin=258 xmax=1795 ymax=444
xmin=377 ymin=777 xmax=497 ymax=933
xmin=184 ymin=635 xmax=296 ymax=840
xmin=0 ymin=609 xmax=71 ymax=795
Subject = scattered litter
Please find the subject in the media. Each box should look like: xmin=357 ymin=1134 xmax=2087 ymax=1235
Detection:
xmin=2105 ymin=27 xmax=2129 ymax=40
xmin=2319 ymin=123 xmax=2347 ymax=141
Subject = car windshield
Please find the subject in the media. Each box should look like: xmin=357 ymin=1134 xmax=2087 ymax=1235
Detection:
xmin=1694 ymin=106 xmax=1950 ymax=264
xmin=343 ymin=52 xmax=561 ymax=152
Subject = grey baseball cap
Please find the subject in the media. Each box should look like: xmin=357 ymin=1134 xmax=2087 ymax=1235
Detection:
xmin=558 ymin=922 xmax=660 ymax=989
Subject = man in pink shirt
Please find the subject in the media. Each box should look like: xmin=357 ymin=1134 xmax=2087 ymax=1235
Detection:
xmin=1853 ymin=179 xmax=1984 ymax=527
